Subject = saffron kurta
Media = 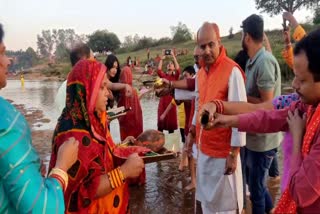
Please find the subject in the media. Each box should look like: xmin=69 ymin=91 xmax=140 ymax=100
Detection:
xmin=196 ymin=47 xmax=247 ymax=213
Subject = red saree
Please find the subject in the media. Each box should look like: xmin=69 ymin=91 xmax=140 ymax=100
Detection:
xmin=49 ymin=60 xmax=129 ymax=214
xmin=157 ymin=69 xmax=180 ymax=131
xmin=118 ymin=66 xmax=143 ymax=141
xmin=118 ymin=66 xmax=145 ymax=185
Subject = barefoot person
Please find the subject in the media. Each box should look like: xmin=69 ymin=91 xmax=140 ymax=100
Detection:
xmin=0 ymin=23 xmax=79 ymax=213
xmin=49 ymin=60 xmax=144 ymax=213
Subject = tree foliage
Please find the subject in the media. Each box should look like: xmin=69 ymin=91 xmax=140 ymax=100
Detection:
xmin=87 ymin=30 xmax=121 ymax=52
xmin=118 ymin=34 xmax=172 ymax=53
xmin=313 ymin=5 xmax=320 ymax=24
xmin=6 ymin=47 xmax=38 ymax=71
xmin=170 ymin=22 xmax=192 ymax=43
xmin=37 ymin=29 xmax=84 ymax=60
xmin=255 ymin=0 xmax=320 ymax=15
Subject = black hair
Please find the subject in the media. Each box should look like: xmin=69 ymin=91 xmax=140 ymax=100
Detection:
xmin=69 ymin=43 xmax=91 ymax=66
xmin=0 ymin=24 xmax=4 ymax=43
xmin=241 ymin=14 xmax=264 ymax=43
xmin=234 ymin=50 xmax=249 ymax=71
xmin=104 ymin=54 xmax=121 ymax=83
xmin=183 ymin=65 xmax=196 ymax=76
xmin=294 ymin=28 xmax=320 ymax=82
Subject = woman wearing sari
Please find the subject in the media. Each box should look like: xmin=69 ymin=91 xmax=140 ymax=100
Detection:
xmin=0 ymin=24 xmax=79 ymax=213
xmin=157 ymin=49 xmax=180 ymax=133
xmin=49 ymin=59 xmax=144 ymax=213
xmin=118 ymin=65 xmax=143 ymax=141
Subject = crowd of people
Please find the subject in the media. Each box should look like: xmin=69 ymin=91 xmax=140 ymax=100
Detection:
xmin=1 ymin=10 xmax=320 ymax=214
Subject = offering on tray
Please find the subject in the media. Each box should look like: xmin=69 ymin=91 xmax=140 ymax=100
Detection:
xmin=134 ymin=129 xmax=165 ymax=152
xmin=113 ymin=146 xmax=177 ymax=164
xmin=153 ymin=78 xmax=164 ymax=89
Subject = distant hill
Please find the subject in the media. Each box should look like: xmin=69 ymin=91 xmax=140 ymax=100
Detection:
xmin=29 ymin=23 xmax=320 ymax=83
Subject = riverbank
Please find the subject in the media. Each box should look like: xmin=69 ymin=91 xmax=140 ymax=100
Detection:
xmin=6 ymin=79 xmax=282 ymax=214
xmin=12 ymin=102 xmax=54 ymax=164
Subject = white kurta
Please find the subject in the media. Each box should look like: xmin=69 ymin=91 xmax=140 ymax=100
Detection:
xmin=196 ymin=67 xmax=247 ymax=214
xmin=54 ymin=80 xmax=67 ymax=114
xmin=174 ymin=75 xmax=199 ymax=158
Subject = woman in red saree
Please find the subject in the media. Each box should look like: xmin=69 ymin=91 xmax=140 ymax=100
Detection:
xmin=157 ymin=50 xmax=180 ymax=133
xmin=118 ymin=65 xmax=146 ymax=185
xmin=49 ymin=60 xmax=144 ymax=213
xmin=118 ymin=65 xmax=143 ymax=141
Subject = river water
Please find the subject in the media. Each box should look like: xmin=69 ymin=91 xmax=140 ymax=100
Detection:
xmin=0 ymin=80 xmax=195 ymax=214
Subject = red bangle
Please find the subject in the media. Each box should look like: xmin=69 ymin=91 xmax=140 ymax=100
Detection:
xmin=211 ymin=100 xmax=224 ymax=114
xmin=50 ymin=174 xmax=66 ymax=191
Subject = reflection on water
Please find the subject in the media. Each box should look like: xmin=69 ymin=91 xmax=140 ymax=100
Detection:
xmin=0 ymin=80 xmax=195 ymax=214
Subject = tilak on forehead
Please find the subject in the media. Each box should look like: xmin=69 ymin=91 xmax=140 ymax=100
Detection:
xmin=196 ymin=22 xmax=220 ymax=45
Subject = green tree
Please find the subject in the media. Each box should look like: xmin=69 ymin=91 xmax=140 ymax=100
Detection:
xmin=25 ymin=47 xmax=38 ymax=65
xmin=313 ymin=5 xmax=320 ymax=24
xmin=122 ymin=35 xmax=134 ymax=49
xmin=6 ymin=48 xmax=39 ymax=71
xmin=255 ymin=0 xmax=319 ymax=15
xmin=88 ymin=30 xmax=121 ymax=52
xmin=170 ymin=22 xmax=192 ymax=44
xmin=37 ymin=35 xmax=49 ymax=58
xmin=55 ymin=43 xmax=69 ymax=60
xmin=37 ymin=29 xmax=83 ymax=60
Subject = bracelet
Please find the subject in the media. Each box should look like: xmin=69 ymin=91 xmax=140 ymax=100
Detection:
xmin=107 ymin=167 xmax=125 ymax=190
xmin=210 ymin=100 xmax=224 ymax=114
xmin=229 ymin=151 xmax=237 ymax=158
xmin=49 ymin=167 xmax=69 ymax=191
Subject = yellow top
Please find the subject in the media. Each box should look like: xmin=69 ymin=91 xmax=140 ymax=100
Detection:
xmin=281 ymin=25 xmax=306 ymax=69
xmin=171 ymin=99 xmax=185 ymax=128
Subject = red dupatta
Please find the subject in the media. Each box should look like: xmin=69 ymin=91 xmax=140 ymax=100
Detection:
xmin=49 ymin=60 xmax=128 ymax=213
xmin=275 ymin=105 xmax=320 ymax=213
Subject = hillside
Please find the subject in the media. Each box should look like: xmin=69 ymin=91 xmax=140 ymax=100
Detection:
xmin=18 ymin=23 xmax=320 ymax=85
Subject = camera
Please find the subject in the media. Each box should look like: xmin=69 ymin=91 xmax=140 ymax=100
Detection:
xmin=164 ymin=49 xmax=171 ymax=55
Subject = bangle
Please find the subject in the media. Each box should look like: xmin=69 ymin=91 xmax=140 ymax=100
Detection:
xmin=211 ymin=100 xmax=224 ymax=114
xmin=49 ymin=167 xmax=69 ymax=192
xmin=229 ymin=151 xmax=237 ymax=158
xmin=107 ymin=167 xmax=125 ymax=190
xmin=285 ymin=43 xmax=292 ymax=47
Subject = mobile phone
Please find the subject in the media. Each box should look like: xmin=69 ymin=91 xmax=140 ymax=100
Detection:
xmin=283 ymin=19 xmax=288 ymax=31
xmin=165 ymin=49 xmax=171 ymax=55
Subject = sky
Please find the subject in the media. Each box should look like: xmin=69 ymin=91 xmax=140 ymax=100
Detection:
xmin=0 ymin=0 xmax=312 ymax=51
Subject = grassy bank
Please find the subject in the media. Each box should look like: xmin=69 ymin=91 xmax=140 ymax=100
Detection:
xmin=38 ymin=23 xmax=320 ymax=83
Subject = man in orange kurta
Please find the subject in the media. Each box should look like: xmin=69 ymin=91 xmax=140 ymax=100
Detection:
xmin=195 ymin=22 xmax=247 ymax=213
